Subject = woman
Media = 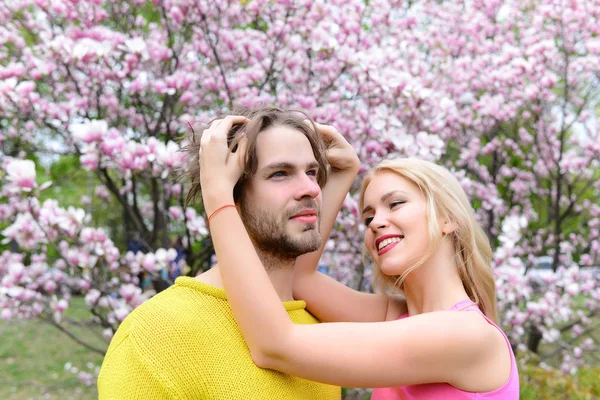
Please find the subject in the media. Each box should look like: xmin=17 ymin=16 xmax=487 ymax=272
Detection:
xmin=199 ymin=118 xmax=519 ymax=399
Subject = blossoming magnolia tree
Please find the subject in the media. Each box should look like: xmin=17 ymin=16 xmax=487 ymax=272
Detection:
xmin=1 ymin=0 xmax=599 ymax=384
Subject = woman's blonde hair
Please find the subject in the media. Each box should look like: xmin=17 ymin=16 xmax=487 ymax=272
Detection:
xmin=359 ymin=158 xmax=498 ymax=323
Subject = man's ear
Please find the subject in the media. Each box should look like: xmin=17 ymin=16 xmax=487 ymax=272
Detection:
xmin=441 ymin=220 xmax=458 ymax=235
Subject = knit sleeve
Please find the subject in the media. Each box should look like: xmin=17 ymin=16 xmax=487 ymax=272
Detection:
xmin=98 ymin=321 xmax=172 ymax=399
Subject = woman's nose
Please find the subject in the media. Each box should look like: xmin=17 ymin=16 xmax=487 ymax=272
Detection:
xmin=369 ymin=215 xmax=388 ymax=232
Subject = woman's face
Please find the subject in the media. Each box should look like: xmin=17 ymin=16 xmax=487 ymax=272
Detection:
xmin=361 ymin=171 xmax=431 ymax=276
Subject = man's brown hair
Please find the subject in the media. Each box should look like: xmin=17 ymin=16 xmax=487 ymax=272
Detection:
xmin=182 ymin=106 xmax=330 ymax=207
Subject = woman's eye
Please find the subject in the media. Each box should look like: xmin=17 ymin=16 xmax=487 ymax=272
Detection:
xmin=390 ymin=200 xmax=406 ymax=209
xmin=306 ymin=169 xmax=317 ymax=176
xmin=363 ymin=217 xmax=373 ymax=226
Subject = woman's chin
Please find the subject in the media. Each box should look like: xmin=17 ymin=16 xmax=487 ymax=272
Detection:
xmin=379 ymin=262 xmax=405 ymax=277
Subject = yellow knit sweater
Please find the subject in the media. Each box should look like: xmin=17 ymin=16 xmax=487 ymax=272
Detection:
xmin=98 ymin=276 xmax=341 ymax=399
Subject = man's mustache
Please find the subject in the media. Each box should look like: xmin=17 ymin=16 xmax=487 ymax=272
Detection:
xmin=286 ymin=201 xmax=321 ymax=219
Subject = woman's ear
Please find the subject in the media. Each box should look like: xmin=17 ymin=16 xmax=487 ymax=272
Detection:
xmin=441 ymin=220 xmax=458 ymax=235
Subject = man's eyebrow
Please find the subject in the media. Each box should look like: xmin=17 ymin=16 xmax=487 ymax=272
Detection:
xmin=262 ymin=162 xmax=295 ymax=171
xmin=261 ymin=161 xmax=320 ymax=171
xmin=361 ymin=190 xmax=409 ymax=215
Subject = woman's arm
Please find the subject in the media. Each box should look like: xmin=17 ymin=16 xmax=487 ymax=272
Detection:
xmin=292 ymin=124 xmax=406 ymax=323
xmin=293 ymin=271 xmax=407 ymax=322
xmin=199 ymin=118 xmax=496 ymax=388
xmin=254 ymin=311 xmax=499 ymax=388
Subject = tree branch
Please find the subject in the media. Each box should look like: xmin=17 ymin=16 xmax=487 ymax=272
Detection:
xmin=42 ymin=317 xmax=106 ymax=356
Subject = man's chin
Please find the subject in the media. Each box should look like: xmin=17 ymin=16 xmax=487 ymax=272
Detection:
xmin=288 ymin=219 xmax=319 ymax=230
xmin=287 ymin=225 xmax=319 ymax=238
xmin=294 ymin=234 xmax=321 ymax=253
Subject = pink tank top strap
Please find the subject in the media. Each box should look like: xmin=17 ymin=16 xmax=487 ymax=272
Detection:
xmin=453 ymin=299 xmax=520 ymax=398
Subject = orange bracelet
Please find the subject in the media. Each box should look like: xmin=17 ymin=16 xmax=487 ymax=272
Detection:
xmin=207 ymin=204 xmax=237 ymax=226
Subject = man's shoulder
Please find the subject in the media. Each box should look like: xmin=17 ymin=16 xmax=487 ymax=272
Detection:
xmin=104 ymin=282 xmax=233 ymax=366
xmin=123 ymin=282 xmax=227 ymax=336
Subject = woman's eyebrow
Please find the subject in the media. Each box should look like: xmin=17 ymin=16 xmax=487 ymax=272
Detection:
xmin=362 ymin=190 xmax=409 ymax=214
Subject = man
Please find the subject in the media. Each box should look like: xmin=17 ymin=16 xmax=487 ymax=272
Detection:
xmin=97 ymin=106 xmax=359 ymax=399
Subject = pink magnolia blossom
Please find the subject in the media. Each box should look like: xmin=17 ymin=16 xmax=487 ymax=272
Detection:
xmin=5 ymin=159 xmax=36 ymax=191
xmin=168 ymin=206 xmax=183 ymax=221
xmin=94 ymin=185 xmax=110 ymax=201
xmin=15 ymin=81 xmax=36 ymax=97
xmin=1 ymin=309 xmax=12 ymax=320
xmin=1 ymin=214 xmax=47 ymax=250
xmin=78 ymin=371 xmax=94 ymax=387
xmin=70 ymin=120 xmax=108 ymax=143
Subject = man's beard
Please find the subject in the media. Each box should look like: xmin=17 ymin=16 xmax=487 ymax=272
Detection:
xmin=240 ymin=201 xmax=321 ymax=263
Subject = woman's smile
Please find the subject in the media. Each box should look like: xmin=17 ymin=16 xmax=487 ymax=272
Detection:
xmin=376 ymin=235 xmax=404 ymax=256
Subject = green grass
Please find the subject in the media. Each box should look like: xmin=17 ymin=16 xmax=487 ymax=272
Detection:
xmin=519 ymin=364 xmax=600 ymax=399
xmin=0 ymin=297 xmax=106 ymax=400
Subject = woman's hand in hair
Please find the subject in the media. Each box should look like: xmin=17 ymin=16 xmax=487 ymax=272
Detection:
xmin=199 ymin=115 xmax=248 ymax=215
xmin=314 ymin=123 xmax=360 ymax=172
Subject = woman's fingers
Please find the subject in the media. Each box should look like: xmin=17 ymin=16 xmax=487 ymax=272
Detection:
xmin=199 ymin=116 xmax=249 ymax=210
xmin=210 ymin=116 xmax=249 ymax=143
xmin=314 ymin=122 xmax=340 ymax=143
xmin=232 ymin=135 xmax=249 ymax=171
xmin=199 ymin=115 xmax=249 ymax=171
xmin=199 ymin=116 xmax=248 ymax=155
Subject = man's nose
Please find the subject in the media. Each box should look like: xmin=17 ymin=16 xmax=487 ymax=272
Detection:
xmin=294 ymin=174 xmax=321 ymax=200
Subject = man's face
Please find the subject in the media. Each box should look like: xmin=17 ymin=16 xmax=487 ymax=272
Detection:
xmin=239 ymin=125 xmax=323 ymax=261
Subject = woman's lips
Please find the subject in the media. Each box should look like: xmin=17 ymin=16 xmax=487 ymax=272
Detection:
xmin=377 ymin=239 xmax=402 ymax=256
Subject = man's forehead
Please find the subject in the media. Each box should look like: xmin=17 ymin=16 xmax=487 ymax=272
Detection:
xmin=254 ymin=127 xmax=318 ymax=169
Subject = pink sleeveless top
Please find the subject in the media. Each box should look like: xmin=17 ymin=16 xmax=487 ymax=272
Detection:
xmin=371 ymin=300 xmax=519 ymax=400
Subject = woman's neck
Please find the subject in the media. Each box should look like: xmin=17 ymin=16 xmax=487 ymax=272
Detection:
xmin=402 ymin=240 xmax=471 ymax=316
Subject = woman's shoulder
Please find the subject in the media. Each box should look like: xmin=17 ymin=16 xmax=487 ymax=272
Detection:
xmin=440 ymin=309 xmax=514 ymax=393
xmin=400 ymin=308 xmax=505 ymax=355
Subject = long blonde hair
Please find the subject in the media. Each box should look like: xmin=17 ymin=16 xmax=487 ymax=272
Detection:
xmin=359 ymin=158 xmax=498 ymax=323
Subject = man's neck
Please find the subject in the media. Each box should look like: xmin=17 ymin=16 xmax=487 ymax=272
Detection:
xmin=195 ymin=250 xmax=296 ymax=301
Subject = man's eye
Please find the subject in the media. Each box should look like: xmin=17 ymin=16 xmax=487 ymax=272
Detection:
xmin=307 ymin=170 xmax=317 ymax=176
xmin=270 ymin=171 xmax=287 ymax=178
xmin=363 ymin=217 xmax=373 ymax=226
